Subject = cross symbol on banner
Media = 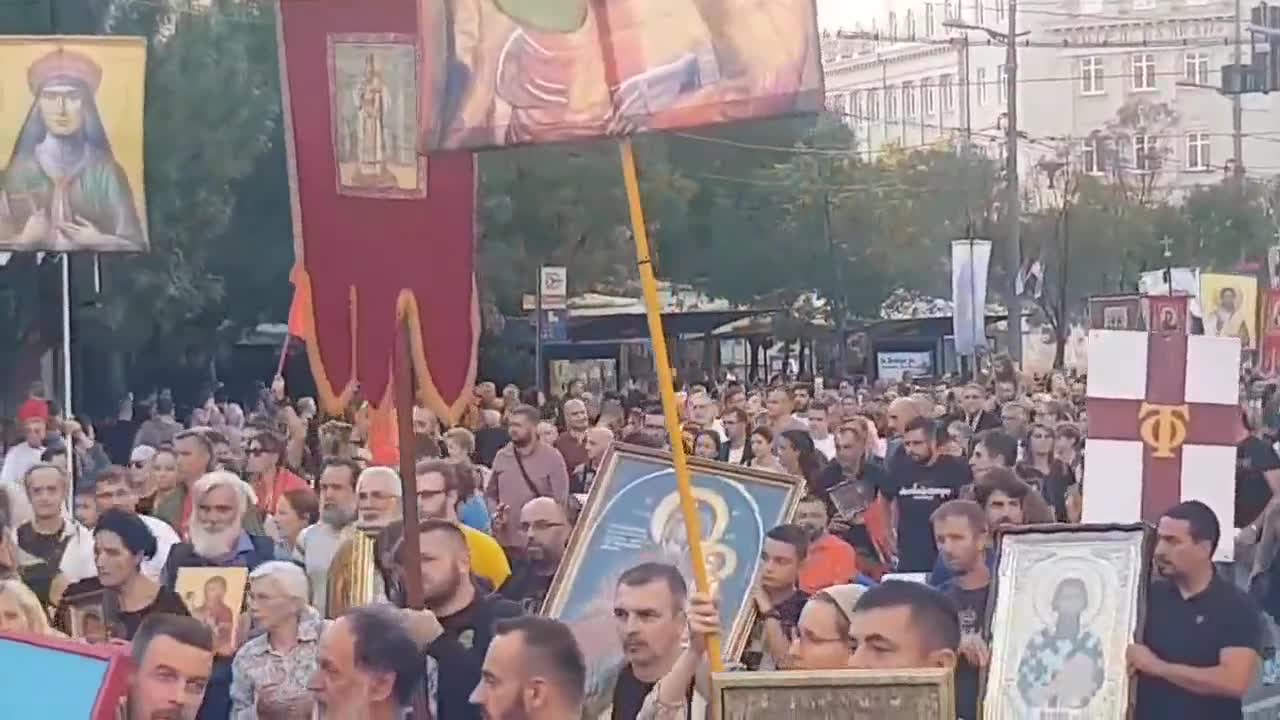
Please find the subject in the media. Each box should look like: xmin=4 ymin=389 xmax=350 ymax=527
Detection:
xmin=1087 ymin=332 xmax=1239 ymax=522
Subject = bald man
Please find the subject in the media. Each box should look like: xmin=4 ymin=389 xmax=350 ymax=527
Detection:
xmin=573 ymin=426 xmax=614 ymax=493
xmin=500 ymin=497 xmax=571 ymax=612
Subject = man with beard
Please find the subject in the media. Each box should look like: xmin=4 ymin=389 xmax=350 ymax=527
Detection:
xmin=488 ymin=405 xmax=571 ymax=554
xmin=470 ymin=616 xmax=587 ymax=720
xmin=932 ymin=500 xmax=992 ymax=720
xmin=161 ymin=471 xmax=274 ymax=720
xmin=308 ymin=604 xmax=423 ymax=720
xmin=1130 ymin=501 xmax=1262 ymax=720
xmin=555 ymin=399 xmax=591 ymax=473
xmin=395 ymin=520 xmax=522 ymax=720
xmin=501 ymin=497 xmax=570 ymax=612
xmin=883 ymin=417 xmax=970 ymax=573
xmin=328 ymin=465 xmax=403 ymax=615
xmin=295 ymin=458 xmax=361 ymax=614
xmin=414 ymin=459 xmax=510 ymax=590
xmin=967 ymin=430 xmax=1053 ymax=523
xmin=792 ymin=383 xmax=813 ymax=414
xmin=581 ymin=562 xmax=689 ymax=719
xmin=127 ymin=613 xmax=215 ymax=720
xmin=793 ymin=494 xmax=859 ymax=594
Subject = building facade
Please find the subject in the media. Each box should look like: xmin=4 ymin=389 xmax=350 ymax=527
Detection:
xmin=823 ymin=0 xmax=1280 ymax=194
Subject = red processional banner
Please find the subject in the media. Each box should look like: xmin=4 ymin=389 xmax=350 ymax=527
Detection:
xmin=1144 ymin=294 xmax=1189 ymax=334
xmin=1260 ymin=289 xmax=1280 ymax=375
xmin=276 ymin=0 xmax=479 ymax=421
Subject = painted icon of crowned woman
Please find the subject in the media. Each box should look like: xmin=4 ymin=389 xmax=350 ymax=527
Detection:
xmin=0 ymin=49 xmax=145 ymax=251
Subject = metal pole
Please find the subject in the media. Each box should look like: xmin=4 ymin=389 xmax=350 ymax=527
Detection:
xmin=534 ymin=274 xmax=544 ymax=396
xmin=970 ymin=239 xmax=979 ymax=380
xmin=1005 ymin=0 xmax=1023 ymax=364
xmin=961 ymin=35 xmax=972 ymax=152
xmin=1234 ymin=0 xmax=1245 ymax=178
xmin=61 ymin=254 xmax=72 ymax=421
xmin=823 ymin=188 xmax=846 ymax=381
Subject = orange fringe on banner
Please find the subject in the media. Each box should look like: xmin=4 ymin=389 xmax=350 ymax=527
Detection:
xmin=285 ymin=264 xmax=480 ymax=426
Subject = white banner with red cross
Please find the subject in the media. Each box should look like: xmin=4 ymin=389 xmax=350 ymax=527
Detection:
xmin=1083 ymin=330 xmax=1242 ymax=560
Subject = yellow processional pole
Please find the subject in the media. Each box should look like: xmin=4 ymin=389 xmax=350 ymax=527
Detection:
xmin=617 ymin=138 xmax=725 ymax=672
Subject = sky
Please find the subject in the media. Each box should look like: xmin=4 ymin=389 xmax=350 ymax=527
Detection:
xmin=816 ymin=0 xmax=877 ymax=30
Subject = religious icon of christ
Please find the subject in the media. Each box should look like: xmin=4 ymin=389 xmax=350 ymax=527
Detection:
xmin=0 ymin=49 xmax=145 ymax=252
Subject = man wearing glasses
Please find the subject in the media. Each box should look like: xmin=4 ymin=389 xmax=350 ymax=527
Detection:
xmin=413 ymin=459 xmax=510 ymax=592
xmin=500 ymin=496 xmax=570 ymax=612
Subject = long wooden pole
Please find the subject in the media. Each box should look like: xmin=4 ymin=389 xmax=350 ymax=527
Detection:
xmin=393 ymin=314 xmax=430 ymax=720
xmin=617 ymin=138 xmax=724 ymax=671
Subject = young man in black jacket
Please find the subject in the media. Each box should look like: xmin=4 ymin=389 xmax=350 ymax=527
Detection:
xmin=398 ymin=520 xmax=523 ymax=720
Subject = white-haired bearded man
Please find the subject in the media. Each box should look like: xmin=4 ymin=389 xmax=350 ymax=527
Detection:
xmin=161 ymin=470 xmax=275 ymax=719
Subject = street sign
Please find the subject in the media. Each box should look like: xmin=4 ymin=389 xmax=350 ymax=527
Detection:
xmin=539 ymin=266 xmax=567 ymax=310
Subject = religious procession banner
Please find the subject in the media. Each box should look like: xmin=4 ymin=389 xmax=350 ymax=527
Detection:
xmin=415 ymin=0 xmax=824 ymax=151
xmin=1143 ymin=294 xmax=1189 ymax=334
xmin=1083 ymin=330 xmax=1241 ymax=560
xmin=1201 ymin=272 xmax=1257 ymax=349
xmin=0 ymin=36 xmax=148 ymax=253
xmin=277 ymin=0 xmax=480 ymax=420
xmin=1259 ymin=288 xmax=1280 ymax=375
xmin=1087 ymin=294 xmax=1143 ymax=331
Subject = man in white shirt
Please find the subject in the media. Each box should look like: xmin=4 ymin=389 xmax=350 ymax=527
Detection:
xmin=295 ymin=458 xmax=361 ymax=614
xmin=60 ymin=465 xmax=177 ymax=584
xmin=807 ymin=400 xmax=837 ymax=461
xmin=1 ymin=412 xmax=48 ymax=496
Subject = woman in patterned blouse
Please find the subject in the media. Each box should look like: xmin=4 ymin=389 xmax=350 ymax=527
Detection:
xmin=230 ymin=561 xmax=327 ymax=719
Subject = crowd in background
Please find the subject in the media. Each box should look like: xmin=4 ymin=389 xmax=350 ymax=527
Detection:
xmin=0 ymin=358 xmax=1272 ymax=719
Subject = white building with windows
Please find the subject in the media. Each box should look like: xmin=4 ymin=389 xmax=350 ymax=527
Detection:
xmin=823 ymin=0 xmax=1280 ymax=192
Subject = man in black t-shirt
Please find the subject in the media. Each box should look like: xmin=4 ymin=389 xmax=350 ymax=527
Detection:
xmin=1235 ymin=420 xmax=1280 ymax=532
xmin=742 ymin=524 xmax=810 ymax=670
xmin=932 ymin=500 xmax=992 ymax=720
xmin=884 ymin=417 xmax=971 ymax=572
xmin=500 ymin=497 xmax=570 ymax=612
xmin=396 ymin=520 xmax=522 ymax=720
xmin=1129 ymin=501 xmax=1262 ymax=720
xmin=15 ymin=463 xmax=84 ymax=608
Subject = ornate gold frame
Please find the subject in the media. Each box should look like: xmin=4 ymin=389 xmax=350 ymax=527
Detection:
xmin=712 ymin=668 xmax=956 ymax=719
xmin=540 ymin=443 xmax=803 ymax=663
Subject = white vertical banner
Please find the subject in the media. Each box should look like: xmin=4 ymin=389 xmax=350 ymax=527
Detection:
xmin=951 ymin=238 xmax=992 ymax=355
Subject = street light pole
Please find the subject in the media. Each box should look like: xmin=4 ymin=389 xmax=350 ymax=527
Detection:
xmin=1005 ymin=0 xmax=1023 ymax=364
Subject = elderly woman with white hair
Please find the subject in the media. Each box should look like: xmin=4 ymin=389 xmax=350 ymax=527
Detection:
xmin=230 ymin=561 xmax=326 ymax=719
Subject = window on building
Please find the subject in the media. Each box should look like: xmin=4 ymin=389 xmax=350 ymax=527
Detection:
xmin=852 ymin=90 xmax=864 ymax=119
xmin=906 ymin=10 xmax=916 ymax=38
xmin=1132 ymin=53 xmax=1157 ymax=90
xmin=1081 ymin=56 xmax=1105 ymax=94
xmin=995 ymin=0 xmax=1006 ymax=21
xmin=976 ymin=68 xmax=988 ymax=105
xmin=888 ymin=12 xmax=898 ymax=39
xmin=923 ymin=79 xmax=936 ymax=114
xmin=1133 ymin=134 xmax=1155 ymax=170
xmin=940 ymin=74 xmax=955 ymax=111
xmin=926 ymin=3 xmax=936 ymax=36
xmin=904 ymin=81 xmax=917 ymax=117
xmin=869 ymin=90 xmax=881 ymax=120
xmin=944 ymin=0 xmax=953 ymax=20
xmin=1186 ymin=132 xmax=1211 ymax=170
xmin=1081 ymin=137 xmax=1104 ymax=175
xmin=886 ymin=86 xmax=899 ymax=119
xmin=1184 ymin=52 xmax=1210 ymax=85
xmin=997 ymin=65 xmax=1007 ymax=104
xmin=974 ymin=0 xmax=984 ymax=24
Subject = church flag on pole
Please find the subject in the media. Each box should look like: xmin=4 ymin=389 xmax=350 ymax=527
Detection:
xmin=1083 ymin=330 xmax=1242 ymax=560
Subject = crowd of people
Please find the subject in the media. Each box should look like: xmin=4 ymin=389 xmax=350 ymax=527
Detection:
xmin=0 ymin=367 xmax=1274 ymax=719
